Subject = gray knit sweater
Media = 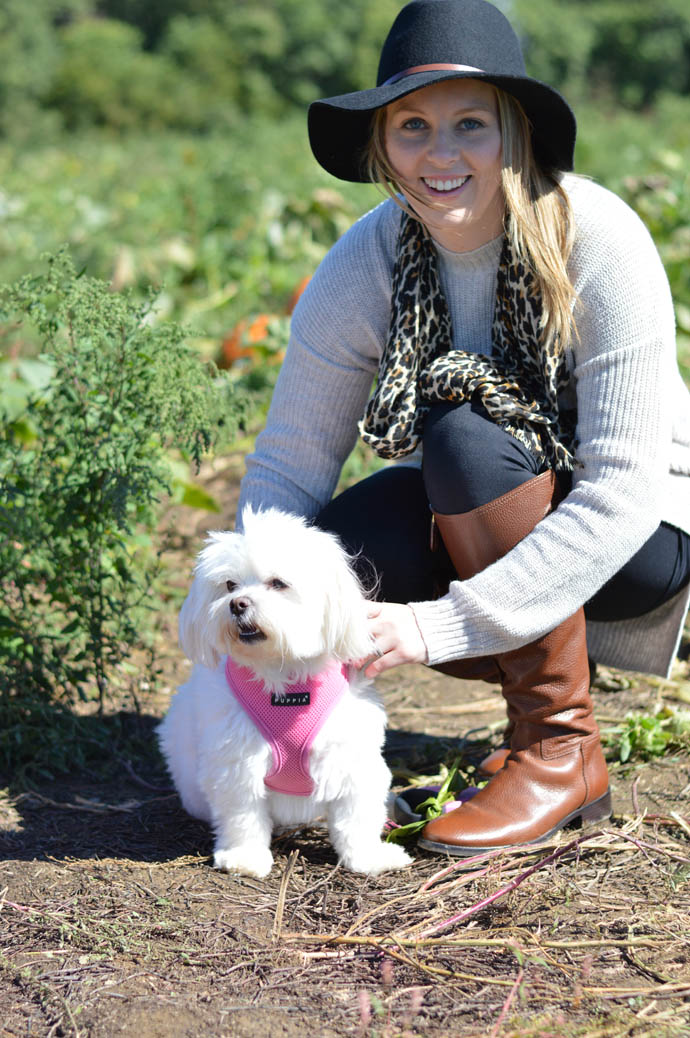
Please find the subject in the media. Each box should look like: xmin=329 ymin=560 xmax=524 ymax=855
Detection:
xmin=238 ymin=175 xmax=690 ymax=677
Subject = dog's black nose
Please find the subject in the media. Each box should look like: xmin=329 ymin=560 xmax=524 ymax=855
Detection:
xmin=230 ymin=596 xmax=251 ymax=617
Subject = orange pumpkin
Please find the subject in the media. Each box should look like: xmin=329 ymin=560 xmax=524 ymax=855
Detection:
xmin=219 ymin=276 xmax=312 ymax=368
xmin=220 ymin=313 xmax=275 ymax=368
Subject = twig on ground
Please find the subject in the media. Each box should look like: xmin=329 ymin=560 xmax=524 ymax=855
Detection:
xmin=282 ymin=933 xmax=672 ymax=952
xmin=415 ymin=832 xmax=600 ymax=940
xmin=119 ymin=757 xmax=174 ymax=793
xmin=615 ymin=829 xmax=690 ymax=864
xmin=393 ymin=695 xmax=503 ymax=716
xmin=272 ymin=849 xmax=299 ymax=941
xmin=15 ymin=791 xmax=175 ymax=814
xmin=489 ymin=967 xmax=524 ymax=1037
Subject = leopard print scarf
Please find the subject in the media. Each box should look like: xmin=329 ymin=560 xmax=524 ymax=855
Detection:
xmin=358 ymin=211 xmax=576 ymax=472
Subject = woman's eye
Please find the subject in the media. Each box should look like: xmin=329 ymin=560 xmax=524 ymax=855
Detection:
xmin=267 ymin=578 xmax=289 ymax=591
xmin=402 ymin=117 xmax=426 ymax=131
xmin=226 ymin=580 xmax=237 ymax=593
xmin=460 ymin=118 xmax=483 ymax=130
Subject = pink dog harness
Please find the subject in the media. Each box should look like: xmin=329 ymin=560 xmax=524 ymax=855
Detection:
xmin=224 ymin=658 xmax=350 ymax=796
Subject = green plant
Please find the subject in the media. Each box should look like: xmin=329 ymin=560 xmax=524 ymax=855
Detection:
xmin=603 ymin=707 xmax=690 ymax=763
xmin=386 ymin=759 xmax=472 ymax=845
xmin=0 ymin=250 xmax=250 ymax=726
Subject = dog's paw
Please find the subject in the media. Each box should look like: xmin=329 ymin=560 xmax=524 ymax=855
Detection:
xmin=213 ymin=844 xmax=274 ymax=879
xmin=343 ymin=840 xmax=413 ymax=876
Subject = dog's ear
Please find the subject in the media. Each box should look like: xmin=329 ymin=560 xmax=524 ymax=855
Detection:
xmin=320 ymin=539 xmax=375 ymax=663
xmin=179 ymin=574 xmax=220 ymax=669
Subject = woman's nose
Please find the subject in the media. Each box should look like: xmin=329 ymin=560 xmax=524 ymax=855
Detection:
xmin=427 ymin=126 xmax=461 ymax=166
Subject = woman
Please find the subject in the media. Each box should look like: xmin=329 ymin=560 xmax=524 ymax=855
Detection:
xmin=237 ymin=0 xmax=690 ymax=854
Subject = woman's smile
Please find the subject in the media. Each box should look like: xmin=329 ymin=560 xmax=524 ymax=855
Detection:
xmin=384 ymin=78 xmax=504 ymax=251
xmin=422 ymin=175 xmax=470 ymax=194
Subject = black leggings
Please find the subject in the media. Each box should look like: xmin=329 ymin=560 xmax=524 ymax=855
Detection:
xmin=317 ymin=402 xmax=690 ymax=623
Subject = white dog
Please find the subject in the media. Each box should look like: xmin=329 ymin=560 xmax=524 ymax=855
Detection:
xmin=158 ymin=507 xmax=412 ymax=879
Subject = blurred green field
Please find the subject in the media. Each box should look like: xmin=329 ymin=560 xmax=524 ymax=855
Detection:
xmin=0 ymin=117 xmax=373 ymax=358
xmin=0 ymin=96 xmax=688 ymax=382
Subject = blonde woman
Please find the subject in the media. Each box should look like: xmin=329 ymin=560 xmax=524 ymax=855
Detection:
xmin=237 ymin=0 xmax=690 ymax=855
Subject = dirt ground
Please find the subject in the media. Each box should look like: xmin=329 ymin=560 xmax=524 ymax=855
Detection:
xmin=1 ymin=456 xmax=689 ymax=1037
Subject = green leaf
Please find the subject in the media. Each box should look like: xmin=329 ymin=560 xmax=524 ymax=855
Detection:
xmin=385 ymin=759 xmax=464 ymax=845
xmin=177 ymin=481 xmax=220 ymax=512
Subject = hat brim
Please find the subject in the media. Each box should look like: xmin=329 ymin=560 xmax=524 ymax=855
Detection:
xmin=308 ymin=70 xmax=576 ymax=182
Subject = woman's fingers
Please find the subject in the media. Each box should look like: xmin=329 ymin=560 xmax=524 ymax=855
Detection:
xmin=362 ymin=602 xmax=428 ymax=677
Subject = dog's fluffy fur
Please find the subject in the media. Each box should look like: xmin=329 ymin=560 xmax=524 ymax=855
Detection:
xmin=158 ymin=507 xmax=412 ymax=878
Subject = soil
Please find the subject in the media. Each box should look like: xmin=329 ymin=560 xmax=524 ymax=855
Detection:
xmin=1 ymin=454 xmax=689 ymax=1037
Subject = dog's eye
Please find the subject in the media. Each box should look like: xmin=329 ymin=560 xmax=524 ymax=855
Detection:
xmin=226 ymin=580 xmax=238 ymax=593
xmin=267 ymin=577 xmax=289 ymax=591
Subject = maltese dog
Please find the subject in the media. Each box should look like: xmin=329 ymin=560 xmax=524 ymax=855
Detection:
xmin=158 ymin=506 xmax=412 ymax=879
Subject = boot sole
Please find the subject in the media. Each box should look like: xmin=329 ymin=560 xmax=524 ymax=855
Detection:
xmin=417 ymin=789 xmax=612 ymax=857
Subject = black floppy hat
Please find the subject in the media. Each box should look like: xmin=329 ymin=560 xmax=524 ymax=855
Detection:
xmin=308 ymin=0 xmax=576 ymax=182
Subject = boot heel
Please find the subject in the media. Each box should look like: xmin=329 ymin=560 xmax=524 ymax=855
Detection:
xmin=580 ymin=789 xmax=612 ymax=824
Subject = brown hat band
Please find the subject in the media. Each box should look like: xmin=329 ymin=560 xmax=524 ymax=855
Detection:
xmin=382 ymin=63 xmax=485 ymax=86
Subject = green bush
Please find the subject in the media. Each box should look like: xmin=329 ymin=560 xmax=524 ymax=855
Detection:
xmin=0 ymin=251 xmax=249 ymax=723
xmin=512 ymin=0 xmax=690 ymax=108
xmin=0 ymin=0 xmax=84 ymax=141
xmin=47 ymin=17 xmax=204 ymax=131
xmin=161 ymin=10 xmax=285 ymax=121
xmin=158 ymin=0 xmax=403 ymax=117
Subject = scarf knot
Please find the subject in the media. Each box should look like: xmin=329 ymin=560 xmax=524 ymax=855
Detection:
xmin=358 ymin=211 xmax=576 ymax=472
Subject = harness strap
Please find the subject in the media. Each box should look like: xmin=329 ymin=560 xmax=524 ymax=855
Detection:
xmin=225 ymin=658 xmax=349 ymax=796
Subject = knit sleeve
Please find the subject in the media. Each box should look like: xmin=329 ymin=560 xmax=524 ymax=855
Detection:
xmin=411 ymin=178 xmax=677 ymax=665
xmin=236 ymin=201 xmax=398 ymax=524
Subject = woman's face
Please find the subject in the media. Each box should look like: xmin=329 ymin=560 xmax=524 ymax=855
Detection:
xmin=384 ymin=78 xmax=504 ymax=252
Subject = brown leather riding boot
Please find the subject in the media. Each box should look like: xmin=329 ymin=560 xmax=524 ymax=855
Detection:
xmin=476 ymin=651 xmax=599 ymax=777
xmin=420 ymin=471 xmax=611 ymax=855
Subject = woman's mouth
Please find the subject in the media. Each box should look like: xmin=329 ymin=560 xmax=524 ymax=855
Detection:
xmin=422 ymin=175 xmax=469 ymax=194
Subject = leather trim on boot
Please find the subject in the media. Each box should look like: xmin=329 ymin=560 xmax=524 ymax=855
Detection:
xmin=433 ymin=470 xmax=562 ymax=580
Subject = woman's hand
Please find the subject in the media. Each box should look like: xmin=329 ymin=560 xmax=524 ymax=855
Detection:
xmin=359 ymin=602 xmax=429 ymax=678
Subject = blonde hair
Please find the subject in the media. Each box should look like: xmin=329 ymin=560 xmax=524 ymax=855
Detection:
xmin=364 ymin=87 xmax=577 ymax=353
